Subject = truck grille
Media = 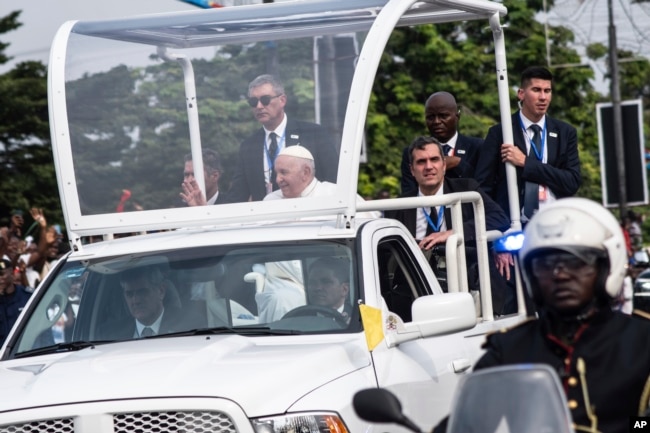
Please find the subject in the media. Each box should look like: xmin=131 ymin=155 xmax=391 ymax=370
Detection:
xmin=1 ymin=411 xmax=235 ymax=433
xmin=0 ymin=418 xmax=73 ymax=433
xmin=114 ymin=411 xmax=235 ymax=432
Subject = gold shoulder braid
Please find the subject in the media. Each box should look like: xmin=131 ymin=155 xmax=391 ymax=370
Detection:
xmin=479 ymin=317 xmax=537 ymax=348
xmin=633 ymin=309 xmax=650 ymax=321
xmin=573 ymin=357 xmax=601 ymax=433
xmin=495 ymin=316 xmax=536 ymax=334
xmin=640 ymin=374 xmax=650 ymax=416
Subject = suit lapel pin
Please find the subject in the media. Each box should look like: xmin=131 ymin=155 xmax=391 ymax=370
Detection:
xmin=291 ymin=134 xmax=299 ymax=139
xmin=549 ymin=132 xmax=558 ymax=138
xmin=457 ymin=149 xmax=466 ymax=154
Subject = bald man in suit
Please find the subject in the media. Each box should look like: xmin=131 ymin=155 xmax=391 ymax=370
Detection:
xmin=401 ymin=91 xmax=482 ymax=196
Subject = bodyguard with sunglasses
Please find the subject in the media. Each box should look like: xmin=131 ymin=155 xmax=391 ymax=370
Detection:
xmin=470 ymin=198 xmax=650 ymax=433
xmin=227 ymin=74 xmax=339 ymax=202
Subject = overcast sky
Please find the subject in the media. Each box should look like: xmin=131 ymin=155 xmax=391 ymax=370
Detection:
xmin=545 ymin=0 xmax=650 ymax=93
xmin=0 ymin=1 xmax=198 ymax=73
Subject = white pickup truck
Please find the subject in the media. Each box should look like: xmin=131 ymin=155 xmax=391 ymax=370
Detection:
xmin=0 ymin=1 xmax=526 ymax=432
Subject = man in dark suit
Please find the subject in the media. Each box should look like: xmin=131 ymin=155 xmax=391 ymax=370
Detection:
xmin=401 ymin=91 xmax=482 ymax=196
xmin=180 ymin=148 xmax=229 ymax=206
xmin=306 ymin=256 xmax=353 ymax=322
xmin=474 ymin=66 xmax=581 ymax=223
xmin=227 ymin=74 xmax=339 ymax=202
xmin=105 ymin=266 xmax=186 ymax=340
xmin=387 ymin=136 xmax=515 ymax=315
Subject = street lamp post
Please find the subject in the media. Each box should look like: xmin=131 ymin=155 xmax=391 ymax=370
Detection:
xmin=609 ymin=0 xmax=627 ymax=218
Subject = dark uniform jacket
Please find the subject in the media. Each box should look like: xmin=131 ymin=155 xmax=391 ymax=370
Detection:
xmin=227 ymin=118 xmax=339 ymax=202
xmin=475 ymin=309 xmax=650 ymax=433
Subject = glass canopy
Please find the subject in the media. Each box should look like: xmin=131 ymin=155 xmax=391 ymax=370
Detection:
xmin=48 ymin=0 xmax=508 ymax=241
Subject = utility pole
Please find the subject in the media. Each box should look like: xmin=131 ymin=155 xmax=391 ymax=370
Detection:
xmin=609 ymin=0 xmax=627 ymax=218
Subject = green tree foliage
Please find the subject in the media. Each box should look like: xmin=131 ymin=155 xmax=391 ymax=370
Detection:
xmin=0 ymin=11 xmax=61 ymax=226
xmin=64 ymin=38 xmax=317 ymax=213
xmin=0 ymin=11 xmax=20 ymax=66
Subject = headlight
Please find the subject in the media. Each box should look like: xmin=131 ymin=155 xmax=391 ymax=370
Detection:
xmin=639 ymin=281 xmax=650 ymax=291
xmin=251 ymin=413 xmax=349 ymax=433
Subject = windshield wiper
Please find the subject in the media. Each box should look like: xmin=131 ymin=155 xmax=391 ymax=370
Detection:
xmin=164 ymin=326 xmax=301 ymax=337
xmin=14 ymin=340 xmax=112 ymax=359
xmin=13 ymin=328 xmax=302 ymax=357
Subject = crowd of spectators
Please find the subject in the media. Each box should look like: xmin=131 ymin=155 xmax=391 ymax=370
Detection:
xmin=0 ymin=208 xmax=68 ymax=345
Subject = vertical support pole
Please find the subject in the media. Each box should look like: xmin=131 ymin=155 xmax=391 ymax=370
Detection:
xmin=608 ymin=0 xmax=627 ymax=218
xmin=489 ymin=13 xmax=520 ymax=232
xmin=157 ymin=47 xmax=206 ymax=199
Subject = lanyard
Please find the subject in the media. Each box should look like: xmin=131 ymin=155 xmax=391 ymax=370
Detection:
xmin=518 ymin=116 xmax=546 ymax=162
xmin=263 ymin=132 xmax=286 ymax=172
xmin=422 ymin=206 xmax=445 ymax=232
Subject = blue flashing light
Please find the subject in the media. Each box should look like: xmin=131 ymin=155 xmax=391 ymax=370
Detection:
xmin=493 ymin=231 xmax=525 ymax=253
xmin=177 ymin=0 xmax=223 ymax=8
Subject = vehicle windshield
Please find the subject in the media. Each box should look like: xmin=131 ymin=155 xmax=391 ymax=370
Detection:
xmin=11 ymin=240 xmax=358 ymax=357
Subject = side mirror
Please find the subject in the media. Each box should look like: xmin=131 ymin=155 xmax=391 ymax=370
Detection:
xmin=384 ymin=293 xmax=476 ymax=347
xmin=353 ymin=388 xmax=422 ymax=433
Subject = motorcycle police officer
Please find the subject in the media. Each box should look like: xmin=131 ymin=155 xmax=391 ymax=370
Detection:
xmin=472 ymin=198 xmax=650 ymax=433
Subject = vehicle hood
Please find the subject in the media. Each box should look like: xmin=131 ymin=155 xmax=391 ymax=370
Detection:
xmin=0 ymin=334 xmax=371 ymax=416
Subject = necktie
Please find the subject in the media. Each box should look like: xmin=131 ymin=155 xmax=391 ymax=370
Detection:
xmin=523 ymin=125 xmax=542 ymax=219
xmin=141 ymin=327 xmax=155 ymax=337
xmin=268 ymin=132 xmax=278 ymax=159
xmin=269 ymin=132 xmax=278 ymax=189
xmin=442 ymin=144 xmax=452 ymax=156
xmin=530 ymin=124 xmax=542 ymax=155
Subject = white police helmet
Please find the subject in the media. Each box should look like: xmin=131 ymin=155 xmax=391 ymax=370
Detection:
xmin=519 ymin=197 xmax=627 ymax=299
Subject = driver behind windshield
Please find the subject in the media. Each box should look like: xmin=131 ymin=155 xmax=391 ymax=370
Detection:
xmin=307 ymin=257 xmax=352 ymax=323
xmin=102 ymin=266 xmax=188 ymax=339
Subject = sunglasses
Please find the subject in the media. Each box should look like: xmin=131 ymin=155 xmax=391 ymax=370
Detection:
xmin=530 ymin=252 xmax=596 ymax=277
xmin=247 ymin=94 xmax=283 ymax=107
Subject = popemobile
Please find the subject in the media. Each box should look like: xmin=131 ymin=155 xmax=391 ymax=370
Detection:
xmin=0 ymin=1 xmax=527 ymax=432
